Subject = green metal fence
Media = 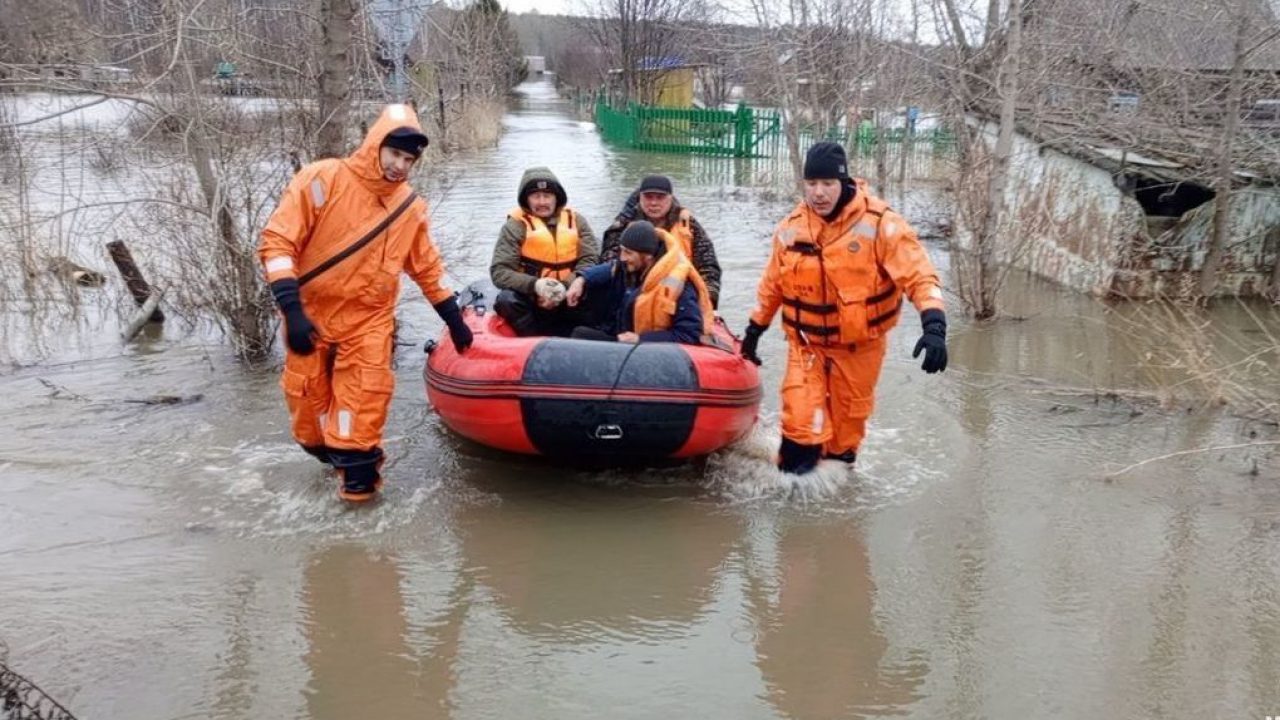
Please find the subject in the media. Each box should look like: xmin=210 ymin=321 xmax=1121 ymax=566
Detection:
xmin=797 ymin=125 xmax=958 ymax=181
xmin=595 ymin=97 xmax=782 ymax=158
xmin=594 ymin=95 xmax=957 ymax=180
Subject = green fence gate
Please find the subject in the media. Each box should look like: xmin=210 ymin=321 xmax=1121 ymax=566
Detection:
xmin=595 ymin=97 xmax=781 ymax=158
xmin=593 ymin=95 xmax=957 ymax=181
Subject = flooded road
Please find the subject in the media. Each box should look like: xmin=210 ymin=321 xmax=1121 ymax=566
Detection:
xmin=2 ymin=81 xmax=1280 ymax=719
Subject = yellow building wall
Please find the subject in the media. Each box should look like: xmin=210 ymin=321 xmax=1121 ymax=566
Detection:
xmin=646 ymin=68 xmax=694 ymax=108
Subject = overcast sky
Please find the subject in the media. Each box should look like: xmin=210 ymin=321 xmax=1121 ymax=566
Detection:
xmin=496 ymin=0 xmax=960 ymax=42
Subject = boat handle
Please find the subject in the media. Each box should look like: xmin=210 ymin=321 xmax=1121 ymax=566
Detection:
xmin=592 ymin=424 xmax=623 ymax=440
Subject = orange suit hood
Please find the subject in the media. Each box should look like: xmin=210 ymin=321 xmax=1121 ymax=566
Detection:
xmin=342 ymin=103 xmax=427 ymax=197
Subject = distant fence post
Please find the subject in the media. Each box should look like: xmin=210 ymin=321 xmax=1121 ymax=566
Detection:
xmin=734 ymin=103 xmax=752 ymax=157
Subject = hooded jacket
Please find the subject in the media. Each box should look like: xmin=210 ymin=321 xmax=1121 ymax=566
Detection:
xmin=490 ymin=167 xmax=598 ymax=297
xmin=258 ymin=104 xmax=453 ymax=340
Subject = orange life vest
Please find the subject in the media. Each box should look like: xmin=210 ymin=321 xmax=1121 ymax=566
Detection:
xmin=632 ymin=229 xmax=715 ymax=337
xmin=509 ymin=206 xmax=581 ymax=282
xmin=773 ymin=192 xmax=904 ymax=347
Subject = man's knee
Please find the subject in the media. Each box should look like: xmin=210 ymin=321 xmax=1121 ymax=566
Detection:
xmin=495 ymin=289 xmax=541 ymax=335
xmin=494 ymin=289 xmax=532 ymax=317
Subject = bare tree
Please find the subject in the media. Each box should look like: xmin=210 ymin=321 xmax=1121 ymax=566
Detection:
xmin=316 ymin=0 xmax=356 ymax=158
xmin=1199 ymin=0 xmax=1280 ymax=297
xmin=437 ymin=0 xmax=527 ymax=98
xmin=587 ymin=0 xmax=709 ymax=105
xmin=928 ymin=0 xmax=1027 ymax=318
xmin=0 ymin=0 xmax=510 ymax=362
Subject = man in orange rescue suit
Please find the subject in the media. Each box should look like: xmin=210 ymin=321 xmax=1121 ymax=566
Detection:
xmin=740 ymin=142 xmax=948 ymax=475
xmin=491 ymin=167 xmax=598 ymax=337
xmin=259 ymin=103 xmax=472 ymax=503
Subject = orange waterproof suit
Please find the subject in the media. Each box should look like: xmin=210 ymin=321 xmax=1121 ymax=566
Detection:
xmin=258 ymin=104 xmax=453 ymax=460
xmin=749 ymin=179 xmax=944 ymax=456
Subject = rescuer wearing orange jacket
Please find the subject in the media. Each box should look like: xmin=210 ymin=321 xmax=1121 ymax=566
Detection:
xmin=491 ymin=167 xmax=599 ymax=337
xmin=740 ymin=142 xmax=948 ymax=474
xmin=259 ymin=103 xmax=472 ymax=502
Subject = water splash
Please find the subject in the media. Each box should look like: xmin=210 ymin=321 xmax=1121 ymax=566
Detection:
xmin=706 ymin=426 xmax=855 ymax=503
xmin=178 ymin=439 xmax=437 ymax=540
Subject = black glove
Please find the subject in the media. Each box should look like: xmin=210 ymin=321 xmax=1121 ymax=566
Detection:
xmin=912 ymin=308 xmax=948 ymax=374
xmin=269 ymin=278 xmax=316 ymax=355
xmin=433 ymin=296 xmax=473 ymax=353
xmin=740 ymin=321 xmax=766 ymax=366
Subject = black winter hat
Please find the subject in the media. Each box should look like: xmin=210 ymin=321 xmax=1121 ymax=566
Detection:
xmin=381 ymin=126 xmax=429 ymax=158
xmin=803 ymin=141 xmax=850 ymax=180
xmin=637 ymin=174 xmax=673 ymax=195
xmin=620 ymin=221 xmax=661 ymax=255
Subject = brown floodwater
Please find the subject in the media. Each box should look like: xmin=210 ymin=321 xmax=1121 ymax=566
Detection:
xmin=2 ymin=80 xmax=1279 ymax=720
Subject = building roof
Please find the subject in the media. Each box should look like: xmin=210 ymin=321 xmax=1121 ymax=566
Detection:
xmin=1041 ymin=0 xmax=1280 ymax=72
xmin=986 ymin=110 xmax=1280 ymax=186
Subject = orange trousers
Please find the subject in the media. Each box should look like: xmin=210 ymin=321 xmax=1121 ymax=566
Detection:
xmin=280 ymin=327 xmax=396 ymax=453
xmin=779 ymin=337 xmax=887 ymax=455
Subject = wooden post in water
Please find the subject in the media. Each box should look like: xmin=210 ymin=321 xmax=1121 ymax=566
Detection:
xmin=437 ymin=82 xmax=447 ymax=144
xmin=106 ymin=240 xmax=164 ymax=323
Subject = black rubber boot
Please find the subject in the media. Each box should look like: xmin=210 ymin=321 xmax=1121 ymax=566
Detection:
xmin=777 ymin=437 xmax=822 ymax=475
xmin=824 ymin=449 xmax=858 ymax=465
xmin=329 ymin=448 xmax=384 ymax=502
xmin=300 ymin=444 xmax=333 ymax=465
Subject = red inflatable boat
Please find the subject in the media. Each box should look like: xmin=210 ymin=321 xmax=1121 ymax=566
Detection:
xmin=425 ymin=281 xmax=761 ymax=463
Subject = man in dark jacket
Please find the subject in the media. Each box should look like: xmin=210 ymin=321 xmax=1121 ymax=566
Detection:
xmin=600 ymin=175 xmax=722 ymax=308
xmin=491 ymin=167 xmax=598 ymax=336
xmin=565 ymin=221 xmax=708 ymax=345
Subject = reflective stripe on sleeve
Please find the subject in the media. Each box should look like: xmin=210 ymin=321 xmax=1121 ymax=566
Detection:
xmin=265 ymin=257 xmax=294 ymax=274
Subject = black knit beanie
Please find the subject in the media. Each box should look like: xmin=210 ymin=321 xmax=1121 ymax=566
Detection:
xmin=803 ymin=141 xmax=850 ymax=180
xmin=382 ymin=126 xmax=429 ymax=158
xmin=620 ymin=221 xmax=661 ymax=255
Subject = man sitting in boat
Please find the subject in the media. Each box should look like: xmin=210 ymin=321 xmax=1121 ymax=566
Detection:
xmin=600 ymin=174 xmax=722 ymax=308
xmin=491 ymin=167 xmax=599 ymax=336
xmin=564 ymin=221 xmax=714 ymax=345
